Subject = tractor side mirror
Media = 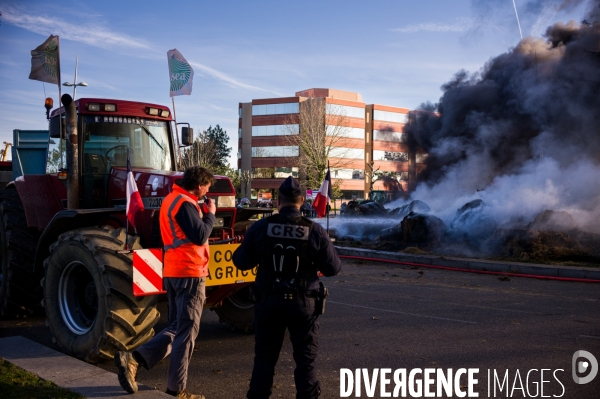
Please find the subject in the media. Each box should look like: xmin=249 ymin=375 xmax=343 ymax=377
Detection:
xmin=49 ymin=116 xmax=66 ymax=138
xmin=181 ymin=126 xmax=193 ymax=146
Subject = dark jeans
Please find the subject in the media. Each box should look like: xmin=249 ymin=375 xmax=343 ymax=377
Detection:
xmin=248 ymin=293 xmax=320 ymax=399
xmin=135 ymin=277 xmax=206 ymax=393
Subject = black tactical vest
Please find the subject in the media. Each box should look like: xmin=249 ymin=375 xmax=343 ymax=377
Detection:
xmin=259 ymin=213 xmax=316 ymax=289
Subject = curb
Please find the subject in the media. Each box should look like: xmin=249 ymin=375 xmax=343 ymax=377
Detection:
xmin=334 ymin=246 xmax=600 ymax=281
xmin=0 ymin=336 xmax=170 ymax=398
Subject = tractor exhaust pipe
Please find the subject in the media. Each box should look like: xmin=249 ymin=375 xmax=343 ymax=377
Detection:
xmin=61 ymin=94 xmax=79 ymax=210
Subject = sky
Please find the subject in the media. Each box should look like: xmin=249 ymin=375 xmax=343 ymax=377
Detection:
xmin=0 ymin=0 xmax=589 ymax=167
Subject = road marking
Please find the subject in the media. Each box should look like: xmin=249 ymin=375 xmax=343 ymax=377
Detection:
xmin=328 ymin=300 xmax=477 ymax=324
xmin=579 ymin=335 xmax=600 ymax=340
xmin=335 ymin=287 xmax=538 ymax=315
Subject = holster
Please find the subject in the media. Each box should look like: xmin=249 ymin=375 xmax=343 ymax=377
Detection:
xmin=315 ymin=282 xmax=328 ymax=315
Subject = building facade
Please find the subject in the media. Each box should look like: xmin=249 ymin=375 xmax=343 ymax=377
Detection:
xmin=238 ymin=88 xmax=425 ymax=201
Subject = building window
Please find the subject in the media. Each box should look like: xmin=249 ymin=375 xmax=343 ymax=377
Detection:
xmin=326 ymin=126 xmax=364 ymax=139
xmin=252 ymin=146 xmax=299 ymax=157
xmin=238 ymin=108 xmax=242 ymax=118
xmin=373 ymin=110 xmax=408 ymax=124
xmin=252 ymin=124 xmax=298 ymax=136
xmin=374 ymin=150 xmax=408 ymax=162
xmin=329 ymin=147 xmax=365 ymax=159
xmin=238 ymin=128 xmax=242 ymax=139
xmin=252 ymin=103 xmax=299 ymax=116
xmin=327 ymin=104 xmax=365 ymax=119
xmin=250 ymin=167 xmax=298 ymax=178
xmin=331 ymin=168 xmax=365 ymax=180
xmin=274 ymin=167 xmax=298 ymax=178
xmin=373 ymin=130 xmax=404 ymax=142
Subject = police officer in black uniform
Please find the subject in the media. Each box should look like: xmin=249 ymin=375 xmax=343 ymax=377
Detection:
xmin=233 ymin=176 xmax=341 ymax=399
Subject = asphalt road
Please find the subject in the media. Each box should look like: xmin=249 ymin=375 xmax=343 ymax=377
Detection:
xmin=1 ymin=259 xmax=599 ymax=398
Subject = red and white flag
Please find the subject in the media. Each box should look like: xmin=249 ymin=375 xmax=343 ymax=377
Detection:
xmin=312 ymin=168 xmax=332 ymax=218
xmin=126 ymin=152 xmax=144 ymax=228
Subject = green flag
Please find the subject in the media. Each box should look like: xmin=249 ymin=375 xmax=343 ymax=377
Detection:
xmin=167 ymin=49 xmax=193 ymax=97
xmin=29 ymin=35 xmax=60 ymax=85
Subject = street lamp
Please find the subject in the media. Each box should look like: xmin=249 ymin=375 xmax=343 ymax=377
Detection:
xmin=63 ymin=54 xmax=87 ymax=100
xmin=62 ymin=81 xmax=88 ymax=100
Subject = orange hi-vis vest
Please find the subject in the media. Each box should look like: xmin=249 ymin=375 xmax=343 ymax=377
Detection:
xmin=160 ymin=184 xmax=210 ymax=278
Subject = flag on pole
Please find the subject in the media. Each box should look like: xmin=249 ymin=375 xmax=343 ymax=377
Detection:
xmin=312 ymin=167 xmax=332 ymax=218
xmin=167 ymin=49 xmax=194 ymax=97
xmin=29 ymin=35 xmax=60 ymax=85
xmin=126 ymin=152 xmax=145 ymax=228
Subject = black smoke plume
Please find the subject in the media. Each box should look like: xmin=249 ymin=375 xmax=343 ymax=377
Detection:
xmin=402 ymin=0 xmax=600 ymax=233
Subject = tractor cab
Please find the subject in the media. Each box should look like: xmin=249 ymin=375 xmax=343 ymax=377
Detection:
xmin=48 ymin=98 xmax=176 ymax=209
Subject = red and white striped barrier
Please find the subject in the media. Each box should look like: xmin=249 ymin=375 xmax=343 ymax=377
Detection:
xmin=133 ymin=248 xmax=167 ymax=296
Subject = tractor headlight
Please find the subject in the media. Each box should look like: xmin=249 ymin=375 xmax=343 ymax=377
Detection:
xmin=218 ymin=196 xmax=235 ymax=208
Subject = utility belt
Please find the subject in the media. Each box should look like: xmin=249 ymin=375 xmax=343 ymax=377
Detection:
xmin=255 ymin=282 xmax=329 ymax=314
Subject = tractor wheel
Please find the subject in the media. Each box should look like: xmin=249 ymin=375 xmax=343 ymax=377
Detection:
xmin=0 ymin=190 xmax=41 ymax=318
xmin=214 ymin=284 xmax=255 ymax=333
xmin=42 ymin=226 xmax=161 ymax=363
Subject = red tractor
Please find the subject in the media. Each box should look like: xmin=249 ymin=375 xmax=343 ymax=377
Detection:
xmin=0 ymin=95 xmax=254 ymax=362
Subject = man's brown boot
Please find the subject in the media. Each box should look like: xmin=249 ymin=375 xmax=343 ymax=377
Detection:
xmin=166 ymin=388 xmax=206 ymax=399
xmin=114 ymin=351 xmax=139 ymax=393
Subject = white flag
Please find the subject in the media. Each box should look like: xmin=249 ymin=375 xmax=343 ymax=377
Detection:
xmin=167 ymin=49 xmax=194 ymax=97
xmin=29 ymin=35 xmax=60 ymax=85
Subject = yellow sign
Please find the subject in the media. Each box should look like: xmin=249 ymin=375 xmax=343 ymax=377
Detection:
xmin=206 ymin=244 xmax=257 ymax=287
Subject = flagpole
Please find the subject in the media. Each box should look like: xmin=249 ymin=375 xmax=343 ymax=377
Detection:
xmin=73 ymin=54 xmax=78 ymax=99
xmin=57 ymin=37 xmax=64 ymax=172
xmin=326 ymin=161 xmax=330 ymax=236
xmin=171 ymin=97 xmax=182 ymax=170
xmin=126 ymin=147 xmax=130 ymax=249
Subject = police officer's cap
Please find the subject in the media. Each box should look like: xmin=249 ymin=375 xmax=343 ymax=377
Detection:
xmin=278 ymin=176 xmax=302 ymax=198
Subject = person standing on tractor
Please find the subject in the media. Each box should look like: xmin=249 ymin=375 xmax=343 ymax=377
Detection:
xmin=115 ymin=166 xmax=216 ymax=399
xmin=232 ymin=176 xmax=341 ymax=399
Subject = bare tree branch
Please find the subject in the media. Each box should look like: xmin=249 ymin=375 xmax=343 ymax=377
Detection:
xmin=282 ymin=99 xmax=358 ymax=189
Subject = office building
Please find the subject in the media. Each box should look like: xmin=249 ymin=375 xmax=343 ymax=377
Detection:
xmin=238 ymin=88 xmax=425 ymax=201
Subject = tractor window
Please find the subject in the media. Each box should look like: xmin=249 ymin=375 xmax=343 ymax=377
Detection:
xmin=82 ymin=116 xmax=173 ymax=171
xmin=47 ymin=137 xmax=66 ymax=174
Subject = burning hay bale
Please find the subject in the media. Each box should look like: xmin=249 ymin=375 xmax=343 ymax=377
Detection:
xmin=492 ymin=228 xmax=600 ymax=263
xmin=342 ymin=200 xmax=389 ymax=216
xmin=527 ymin=210 xmax=576 ymax=232
xmin=493 ymin=209 xmax=598 ymax=263
xmin=378 ymin=212 xmax=447 ymax=250
xmin=388 ymin=200 xmax=430 ymax=219
xmin=448 ymin=199 xmax=498 ymax=251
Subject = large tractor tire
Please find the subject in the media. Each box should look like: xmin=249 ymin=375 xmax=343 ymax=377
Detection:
xmin=42 ymin=226 xmax=161 ymax=363
xmin=214 ymin=284 xmax=255 ymax=333
xmin=0 ymin=190 xmax=41 ymax=318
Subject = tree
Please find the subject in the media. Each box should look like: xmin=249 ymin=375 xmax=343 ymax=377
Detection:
xmin=331 ymin=179 xmax=343 ymax=201
xmin=282 ymin=99 xmax=356 ymax=189
xmin=205 ymin=125 xmax=231 ymax=169
xmin=252 ymin=167 xmax=275 ymax=178
xmin=218 ymin=166 xmax=241 ymax=196
xmin=180 ymin=130 xmax=219 ymax=170
xmin=239 ymin=170 xmax=252 ymax=198
xmin=46 ymin=139 xmax=65 ymax=173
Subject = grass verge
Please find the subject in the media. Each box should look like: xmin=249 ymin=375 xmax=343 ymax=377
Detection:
xmin=0 ymin=358 xmax=85 ymax=399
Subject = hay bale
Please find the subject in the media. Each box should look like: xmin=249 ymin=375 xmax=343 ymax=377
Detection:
xmin=379 ymin=212 xmax=446 ymax=249
xmin=528 ymin=210 xmax=576 ymax=232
